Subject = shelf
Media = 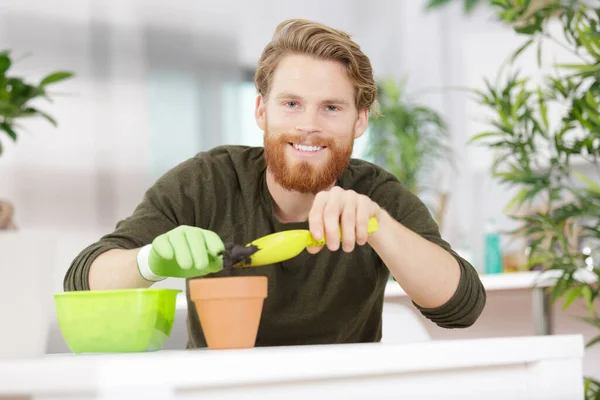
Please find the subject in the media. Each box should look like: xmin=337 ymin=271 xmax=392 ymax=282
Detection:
xmin=385 ymin=269 xmax=597 ymax=298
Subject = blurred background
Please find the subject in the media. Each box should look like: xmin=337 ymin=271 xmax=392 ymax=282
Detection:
xmin=0 ymin=0 xmax=543 ymax=280
xmin=1 ymin=0 xmax=598 ymax=385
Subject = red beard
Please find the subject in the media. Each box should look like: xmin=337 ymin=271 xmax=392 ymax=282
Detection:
xmin=263 ymin=129 xmax=354 ymax=194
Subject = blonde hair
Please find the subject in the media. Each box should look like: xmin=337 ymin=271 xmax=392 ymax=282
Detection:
xmin=254 ymin=19 xmax=378 ymax=114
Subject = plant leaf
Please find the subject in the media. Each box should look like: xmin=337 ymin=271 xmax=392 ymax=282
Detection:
xmin=563 ymin=286 xmax=583 ymax=310
xmin=464 ymin=0 xmax=479 ymax=14
xmin=425 ymin=0 xmax=454 ymax=11
xmin=573 ymin=170 xmax=600 ymax=194
xmin=537 ymin=88 xmax=548 ymax=128
xmin=467 ymin=131 xmax=502 ymax=144
xmin=23 ymin=107 xmax=58 ymax=127
xmin=581 ymin=316 xmax=600 ymax=330
xmin=510 ymin=38 xmax=534 ymax=63
xmin=504 ymin=188 xmax=528 ymax=212
xmin=555 ymin=63 xmax=600 ymax=73
xmin=581 ymin=286 xmax=594 ymax=315
xmin=550 ymin=277 xmax=569 ymax=303
xmin=0 ymin=122 xmax=17 ymax=141
xmin=38 ymin=110 xmax=57 ymax=127
xmin=40 ymin=71 xmax=74 ymax=86
xmin=0 ymin=51 xmax=10 ymax=75
xmin=587 ymin=334 xmax=600 ymax=349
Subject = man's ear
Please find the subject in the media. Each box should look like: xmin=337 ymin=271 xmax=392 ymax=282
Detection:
xmin=353 ymin=108 xmax=369 ymax=139
xmin=255 ymin=94 xmax=266 ymax=131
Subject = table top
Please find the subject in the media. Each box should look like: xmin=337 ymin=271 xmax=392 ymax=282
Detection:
xmin=385 ymin=269 xmax=598 ymax=297
xmin=0 ymin=335 xmax=584 ymax=395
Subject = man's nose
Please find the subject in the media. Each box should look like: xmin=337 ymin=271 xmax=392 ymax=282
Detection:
xmin=296 ymin=125 xmax=320 ymax=134
xmin=296 ymin=111 xmax=321 ymax=134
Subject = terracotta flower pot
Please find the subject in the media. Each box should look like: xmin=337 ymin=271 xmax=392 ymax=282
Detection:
xmin=189 ymin=276 xmax=268 ymax=350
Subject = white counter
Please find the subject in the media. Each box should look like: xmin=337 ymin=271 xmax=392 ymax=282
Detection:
xmin=385 ymin=269 xmax=598 ymax=297
xmin=0 ymin=334 xmax=584 ymax=400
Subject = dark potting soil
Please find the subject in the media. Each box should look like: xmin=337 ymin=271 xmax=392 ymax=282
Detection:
xmin=221 ymin=243 xmax=259 ymax=268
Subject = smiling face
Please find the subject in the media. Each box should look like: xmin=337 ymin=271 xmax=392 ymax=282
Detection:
xmin=255 ymin=54 xmax=369 ymax=194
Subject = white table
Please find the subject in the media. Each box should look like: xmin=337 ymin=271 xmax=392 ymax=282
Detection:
xmin=0 ymin=335 xmax=584 ymax=400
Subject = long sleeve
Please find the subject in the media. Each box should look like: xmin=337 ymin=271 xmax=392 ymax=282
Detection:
xmin=372 ymin=180 xmax=486 ymax=328
xmin=63 ymin=157 xmax=201 ymax=291
xmin=411 ymin=254 xmax=486 ymax=328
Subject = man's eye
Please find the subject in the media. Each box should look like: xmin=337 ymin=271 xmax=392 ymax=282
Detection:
xmin=285 ymin=101 xmax=298 ymax=108
xmin=326 ymin=105 xmax=339 ymax=112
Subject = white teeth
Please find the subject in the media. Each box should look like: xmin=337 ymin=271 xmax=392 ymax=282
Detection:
xmin=293 ymin=143 xmax=323 ymax=152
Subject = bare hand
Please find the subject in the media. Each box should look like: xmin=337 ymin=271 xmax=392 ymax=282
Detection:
xmin=307 ymin=187 xmax=382 ymax=254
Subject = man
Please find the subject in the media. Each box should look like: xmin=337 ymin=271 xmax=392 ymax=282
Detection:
xmin=65 ymin=19 xmax=486 ymax=347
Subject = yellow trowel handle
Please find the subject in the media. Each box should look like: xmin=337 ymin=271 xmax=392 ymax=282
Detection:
xmin=239 ymin=216 xmax=380 ymax=268
xmin=307 ymin=216 xmax=379 ymax=247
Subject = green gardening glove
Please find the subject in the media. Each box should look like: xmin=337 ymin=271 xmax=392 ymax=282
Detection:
xmin=136 ymin=226 xmax=225 ymax=281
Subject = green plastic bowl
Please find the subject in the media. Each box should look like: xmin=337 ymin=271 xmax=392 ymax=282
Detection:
xmin=54 ymin=288 xmax=181 ymax=353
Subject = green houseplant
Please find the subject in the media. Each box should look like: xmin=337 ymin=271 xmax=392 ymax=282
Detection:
xmin=426 ymin=0 xmax=556 ymax=15
xmin=366 ymin=78 xmax=452 ymax=227
xmin=429 ymin=0 xmax=599 ymax=397
xmin=0 ymin=50 xmax=73 ymax=229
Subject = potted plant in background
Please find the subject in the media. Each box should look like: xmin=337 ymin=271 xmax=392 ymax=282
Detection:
xmin=0 ymin=49 xmax=73 ymax=360
xmin=428 ymin=0 xmax=599 ymax=397
xmin=366 ymin=77 xmax=453 ymax=229
xmin=0 ymin=49 xmax=73 ymax=230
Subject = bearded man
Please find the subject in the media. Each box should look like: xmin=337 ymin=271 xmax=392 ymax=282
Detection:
xmin=66 ymin=19 xmax=485 ymax=348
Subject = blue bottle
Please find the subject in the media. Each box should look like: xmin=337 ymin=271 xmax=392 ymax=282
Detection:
xmin=484 ymin=218 xmax=503 ymax=274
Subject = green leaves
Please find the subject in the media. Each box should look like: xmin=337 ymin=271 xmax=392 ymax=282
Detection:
xmin=0 ymin=50 xmax=74 ymax=151
xmin=367 ymin=78 xmax=451 ymax=197
xmin=581 ymin=285 xmax=595 ymax=315
xmin=425 ymin=0 xmax=459 ymax=11
xmin=464 ymin=0 xmax=479 ymax=13
xmin=562 ymin=286 xmax=582 ymax=309
xmin=587 ymin=334 xmax=600 ymax=349
xmin=429 ymin=2 xmax=599 ymax=398
xmin=425 ymin=0 xmax=486 ymax=14
xmin=0 ymin=51 xmax=11 ymax=76
xmin=40 ymin=71 xmax=74 ymax=86
xmin=573 ymin=170 xmax=600 ymax=194
xmin=510 ymin=38 xmax=534 ymax=63
xmin=555 ymin=63 xmax=600 ymax=75
xmin=584 ymin=377 xmax=600 ymax=400
xmin=0 ymin=122 xmax=16 ymax=141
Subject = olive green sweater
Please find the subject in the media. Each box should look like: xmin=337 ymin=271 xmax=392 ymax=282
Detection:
xmin=64 ymin=145 xmax=486 ymax=347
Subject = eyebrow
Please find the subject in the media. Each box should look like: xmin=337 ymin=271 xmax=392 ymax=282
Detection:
xmin=274 ymin=92 xmax=350 ymax=106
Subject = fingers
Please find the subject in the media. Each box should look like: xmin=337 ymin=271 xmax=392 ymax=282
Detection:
xmin=203 ymin=230 xmax=225 ymax=257
xmin=202 ymin=230 xmax=226 ymax=274
xmin=152 ymin=234 xmax=174 ymax=260
xmin=323 ymin=188 xmax=344 ymax=251
xmin=306 ymin=245 xmax=324 ymax=254
xmin=185 ymin=228 xmax=209 ymax=271
xmin=341 ymin=191 xmax=357 ymax=252
xmin=355 ymin=195 xmax=371 ymax=246
xmin=167 ymin=227 xmax=193 ymax=270
xmin=308 ymin=191 xmax=328 ymax=242
xmin=308 ymin=187 xmax=381 ymax=254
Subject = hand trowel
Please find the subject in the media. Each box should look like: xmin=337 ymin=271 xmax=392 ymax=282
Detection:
xmin=221 ymin=217 xmax=379 ymax=268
